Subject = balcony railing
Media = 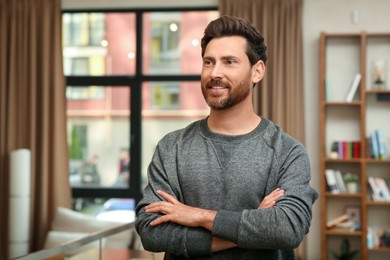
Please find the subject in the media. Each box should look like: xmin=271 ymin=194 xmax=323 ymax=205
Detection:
xmin=12 ymin=222 xmax=136 ymax=260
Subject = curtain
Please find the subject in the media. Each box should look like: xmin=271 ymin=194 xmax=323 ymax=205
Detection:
xmin=0 ymin=0 xmax=71 ymax=258
xmin=219 ymin=0 xmax=305 ymax=143
xmin=219 ymin=0 xmax=306 ymax=259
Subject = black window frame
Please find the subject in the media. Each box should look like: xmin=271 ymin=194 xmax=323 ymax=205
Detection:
xmin=64 ymin=7 xmax=218 ymax=205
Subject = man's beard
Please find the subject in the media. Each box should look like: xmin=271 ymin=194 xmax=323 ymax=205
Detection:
xmin=201 ymin=78 xmax=251 ymax=110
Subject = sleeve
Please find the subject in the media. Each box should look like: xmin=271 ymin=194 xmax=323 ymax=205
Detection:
xmin=211 ymin=144 xmax=318 ymax=250
xmin=135 ymin=140 xmax=213 ymax=257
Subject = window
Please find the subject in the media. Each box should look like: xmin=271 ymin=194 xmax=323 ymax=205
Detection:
xmin=63 ymin=12 xmax=136 ymax=76
xmin=63 ymin=13 xmax=105 ymax=47
xmin=66 ymin=86 xmax=105 ymax=100
xmin=149 ymin=13 xmax=180 ymax=72
xmin=151 ymin=83 xmax=180 ymax=109
xmin=63 ymin=8 xmax=218 ymax=216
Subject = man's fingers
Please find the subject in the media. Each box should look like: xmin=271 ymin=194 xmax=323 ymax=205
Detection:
xmin=157 ymin=190 xmax=179 ymax=204
xmin=267 ymin=189 xmax=284 ymax=201
xmin=258 ymin=188 xmax=285 ymax=209
xmin=150 ymin=215 xmax=170 ymax=226
xmin=145 ymin=201 xmax=173 ymax=214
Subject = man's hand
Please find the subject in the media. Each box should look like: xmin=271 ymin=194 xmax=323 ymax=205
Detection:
xmin=145 ymin=190 xmax=216 ymax=230
xmin=144 ymin=188 xmax=284 ymax=229
xmin=258 ymin=188 xmax=284 ymax=208
xmin=145 ymin=188 xmax=285 ymax=253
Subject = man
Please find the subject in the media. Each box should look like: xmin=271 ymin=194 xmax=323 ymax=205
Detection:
xmin=136 ymin=15 xmax=318 ymax=259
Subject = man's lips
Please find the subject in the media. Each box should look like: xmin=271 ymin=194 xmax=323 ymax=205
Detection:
xmin=207 ymin=85 xmax=229 ymax=96
xmin=208 ymin=85 xmax=227 ymax=89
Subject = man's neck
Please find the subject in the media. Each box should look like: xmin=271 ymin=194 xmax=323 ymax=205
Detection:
xmin=207 ymin=105 xmax=261 ymax=135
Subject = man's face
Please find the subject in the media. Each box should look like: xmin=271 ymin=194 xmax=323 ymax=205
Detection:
xmin=200 ymin=36 xmax=261 ymax=110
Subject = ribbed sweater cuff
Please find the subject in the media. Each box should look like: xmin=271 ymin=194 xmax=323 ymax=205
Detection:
xmin=212 ymin=210 xmax=241 ymax=243
xmin=186 ymin=227 xmax=212 ymax=256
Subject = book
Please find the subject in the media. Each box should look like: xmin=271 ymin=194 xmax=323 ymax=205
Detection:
xmin=375 ymin=177 xmax=390 ymax=201
xmin=346 ymin=73 xmax=362 ymax=102
xmin=325 ymin=79 xmax=330 ymax=101
xmin=368 ymin=176 xmax=384 ymax=201
xmin=375 ymin=129 xmax=386 ymax=159
xmin=335 ymin=220 xmax=355 ymax=230
xmin=338 ymin=142 xmax=343 ymax=159
xmin=334 ymin=170 xmax=346 ymax=192
xmin=325 ymin=169 xmax=340 ymax=193
xmin=353 ymin=141 xmax=361 ymax=158
xmin=365 ymin=137 xmax=371 ymax=159
xmin=342 ymin=141 xmax=348 ymax=159
xmin=370 ymin=132 xmax=379 ymax=159
xmin=326 ymin=214 xmax=349 ymax=228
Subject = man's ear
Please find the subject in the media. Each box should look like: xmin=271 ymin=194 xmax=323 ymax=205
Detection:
xmin=252 ymin=60 xmax=265 ymax=84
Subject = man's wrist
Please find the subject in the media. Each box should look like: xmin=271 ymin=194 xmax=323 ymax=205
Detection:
xmin=211 ymin=236 xmax=237 ymax=252
xmin=198 ymin=209 xmax=217 ymax=231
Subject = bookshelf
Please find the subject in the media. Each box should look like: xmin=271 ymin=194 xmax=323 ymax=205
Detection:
xmin=320 ymin=32 xmax=390 ymax=260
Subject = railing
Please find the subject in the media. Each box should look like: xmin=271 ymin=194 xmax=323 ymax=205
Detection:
xmin=12 ymin=222 xmax=135 ymax=260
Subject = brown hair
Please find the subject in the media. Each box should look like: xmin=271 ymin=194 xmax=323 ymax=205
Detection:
xmin=201 ymin=15 xmax=267 ymax=65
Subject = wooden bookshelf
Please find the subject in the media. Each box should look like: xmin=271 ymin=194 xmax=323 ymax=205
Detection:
xmin=320 ymin=32 xmax=390 ymax=260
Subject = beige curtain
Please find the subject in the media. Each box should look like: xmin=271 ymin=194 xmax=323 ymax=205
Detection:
xmin=219 ymin=0 xmax=305 ymax=143
xmin=219 ymin=0 xmax=306 ymax=259
xmin=0 ymin=0 xmax=71 ymax=258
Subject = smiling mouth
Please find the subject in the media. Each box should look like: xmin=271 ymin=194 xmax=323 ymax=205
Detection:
xmin=207 ymin=80 xmax=229 ymax=89
xmin=209 ymin=85 xmax=227 ymax=89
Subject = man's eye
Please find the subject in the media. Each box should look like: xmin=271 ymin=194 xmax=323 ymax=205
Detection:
xmin=203 ymin=60 xmax=212 ymax=66
xmin=227 ymin=60 xmax=237 ymax=65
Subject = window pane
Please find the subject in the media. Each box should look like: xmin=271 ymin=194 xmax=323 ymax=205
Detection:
xmin=67 ymin=86 xmax=131 ymax=188
xmin=63 ymin=12 xmax=136 ymax=76
xmin=142 ymin=11 xmax=219 ymax=75
xmin=141 ymin=81 xmax=209 ymax=186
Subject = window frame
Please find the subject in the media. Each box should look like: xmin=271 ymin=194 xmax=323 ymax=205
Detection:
xmin=64 ymin=7 xmax=218 ymax=204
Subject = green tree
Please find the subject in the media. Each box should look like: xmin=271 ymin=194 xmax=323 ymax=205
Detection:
xmin=69 ymin=126 xmax=83 ymax=160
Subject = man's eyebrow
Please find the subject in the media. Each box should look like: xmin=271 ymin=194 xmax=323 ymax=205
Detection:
xmin=202 ymin=55 xmax=240 ymax=61
xmin=221 ymin=55 xmax=239 ymax=61
xmin=202 ymin=56 xmax=215 ymax=61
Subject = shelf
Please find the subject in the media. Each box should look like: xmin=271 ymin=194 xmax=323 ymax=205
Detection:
xmin=366 ymin=90 xmax=390 ymax=94
xmin=368 ymin=247 xmax=390 ymax=252
xmin=325 ymin=192 xmax=361 ymax=198
xmin=324 ymin=158 xmax=362 ymax=163
xmin=324 ymin=158 xmax=390 ymax=163
xmin=320 ymin=31 xmax=390 ymax=260
xmin=366 ymin=201 xmax=390 ymax=206
xmin=325 ymin=229 xmax=362 ymax=236
xmin=323 ymin=32 xmax=361 ymax=38
xmin=323 ymin=101 xmax=362 ymax=106
xmin=365 ymin=159 xmax=390 ymax=164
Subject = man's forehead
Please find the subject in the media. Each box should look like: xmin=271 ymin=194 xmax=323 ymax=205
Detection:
xmin=204 ymin=36 xmax=247 ymax=56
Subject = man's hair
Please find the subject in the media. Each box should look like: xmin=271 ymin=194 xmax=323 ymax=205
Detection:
xmin=201 ymin=15 xmax=267 ymax=66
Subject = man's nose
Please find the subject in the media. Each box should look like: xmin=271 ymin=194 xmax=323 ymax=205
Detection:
xmin=210 ymin=63 xmax=223 ymax=78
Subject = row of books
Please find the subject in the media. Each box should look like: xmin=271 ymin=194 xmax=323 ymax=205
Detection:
xmin=325 ymin=169 xmax=390 ymax=201
xmin=367 ymin=129 xmax=388 ymax=159
xmin=368 ymin=176 xmax=390 ymax=201
xmin=325 ymin=169 xmax=359 ymax=193
xmin=329 ymin=141 xmax=361 ymax=160
xmin=329 ymin=128 xmax=388 ymax=160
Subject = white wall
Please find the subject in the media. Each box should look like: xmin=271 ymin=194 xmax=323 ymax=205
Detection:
xmin=303 ymin=0 xmax=390 ymax=259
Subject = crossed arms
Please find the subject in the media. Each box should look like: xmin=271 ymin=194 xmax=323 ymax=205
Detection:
xmin=144 ymin=188 xmax=285 ymax=252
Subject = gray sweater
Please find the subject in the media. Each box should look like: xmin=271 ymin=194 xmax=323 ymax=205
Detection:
xmin=136 ymin=118 xmax=318 ymax=259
